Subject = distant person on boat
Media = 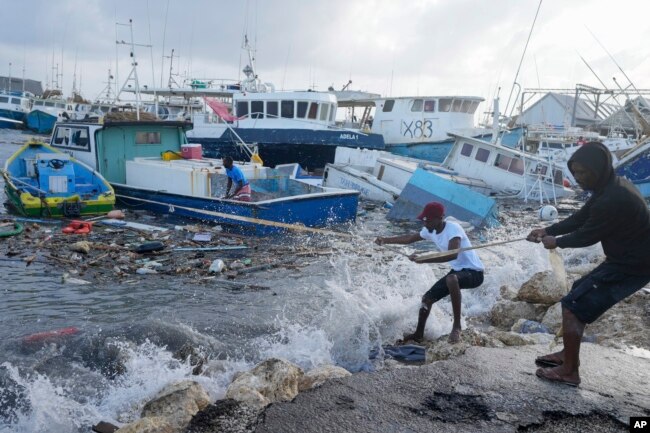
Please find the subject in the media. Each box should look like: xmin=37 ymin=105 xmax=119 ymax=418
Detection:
xmin=375 ymin=202 xmax=485 ymax=344
xmin=222 ymin=156 xmax=251 ymax=201
xmin=576 ymin=136 xmax=587 ymax=146
xmin=527 ymin=141 xmax=650 ymax=387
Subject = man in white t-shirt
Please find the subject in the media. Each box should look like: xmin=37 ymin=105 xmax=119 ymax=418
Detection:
xmin=376 ymin=202 xmax=484 ymax=343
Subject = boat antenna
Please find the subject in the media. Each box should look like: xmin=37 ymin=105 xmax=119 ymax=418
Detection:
xmin=160 ymin=0 xmax=170 ymax=88
xmin=503 ymin=0 xmax=543 ymax=119
xmin=146 ymin=0 xmax=157 ymax=93
xmin=22 ymin=50 xmax=26 ymax=93
xmin=281 ymin=44 xmax=291 ymax=91
xmin=6 ymin=62 xmax=11 ymax=93
xmin=585 ymin=26 xmax=642 ymax=98
xmin=578 ymin=52 xmax=608 ymax=89
xmin=72 ymin=49 xmax=78 ymax=96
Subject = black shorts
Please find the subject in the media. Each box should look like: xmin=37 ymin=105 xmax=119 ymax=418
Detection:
xmin=562 ymin=262 xmax=650 ymax=324
xmin=423 ymin=268 xmax=484 ymax=303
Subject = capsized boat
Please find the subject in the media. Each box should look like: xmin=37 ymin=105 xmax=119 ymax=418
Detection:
xmin=2 ymin=140 xmax=115 ymax=217
xmin=615 ymin=139 xmax=650 ymax=198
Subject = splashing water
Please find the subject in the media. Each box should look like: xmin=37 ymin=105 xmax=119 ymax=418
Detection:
xmin=0 ymin=168 xmax=609 ymax=433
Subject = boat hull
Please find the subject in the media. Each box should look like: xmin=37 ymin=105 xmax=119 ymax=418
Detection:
xmin=189 ymin=128 xmax=385 ymax=171
xmin=3 ymin=185 xmax=115 ymax=217
xmin=0 ymin=109 xmax=26 ymax=129
xmin=385 ymin=140 xmax=455 ymax=163
xmin=26 ymin=110 xmax=57 ymax=134
xmin=615 ymin=143 xmax=650 ymax=198
xmin=112 ymin=183 xmax=359 ymax=235
xmin=2 ymin=141 xmax=115 ymax=217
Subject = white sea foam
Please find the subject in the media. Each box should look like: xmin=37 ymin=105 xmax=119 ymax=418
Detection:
xmin=0 ymin=215 xmax=609 ymax=433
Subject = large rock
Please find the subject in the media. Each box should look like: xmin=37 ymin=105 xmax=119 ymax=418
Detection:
xmin=225 ymin=358 xmax=304 ymax=408
xmin=425 ymin=329 xmax=503 ymax=363
xmin=185 ymin=399 xmax=261 ymax=433
xmin=115 ymin=416 xmax=173 ymax=433
xmin=516 ymin=271 xmax=567 ymax=305
xmin=490 ymin=330 xmax=553 ymax=346
xmin=499 ymin=284 xmax=518 ymax=301
xmin=541 ymin=302 xmax=563 ymax=333
xmin=488 ymin=300 xmax=548 ymax=329
xmin=140 ymin=380 xmax=210 ymax=432
xmin=299 ymin=365 xmax=351 ymax=391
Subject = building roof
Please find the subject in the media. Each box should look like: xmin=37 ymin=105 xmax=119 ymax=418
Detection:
xmin=0 ymin=76 xmax=43 ymax=96
xmin=517 ymin=92 xmax=619 ymax=127
xmin=596 ymin=96 xmax=650 ymax=133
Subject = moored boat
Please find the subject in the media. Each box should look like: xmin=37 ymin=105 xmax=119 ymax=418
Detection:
xmin=48 ymin=119 xmax=360 ymax=235
xmin=2 ymin=140 xmax=115 ymax=217
xmin=335 ymin=93 xmax=490 ymax=163
xmin=0 ymin=90 xmax=32 ymax=129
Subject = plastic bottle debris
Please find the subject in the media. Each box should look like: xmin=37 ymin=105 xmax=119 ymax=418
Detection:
xmin=61 ymin=273 xmax=92 ymax=285
xmin=209 ymin=259 xmax=225 ymax=273
xmin=136 ymin=267 xmax=158 ymax=275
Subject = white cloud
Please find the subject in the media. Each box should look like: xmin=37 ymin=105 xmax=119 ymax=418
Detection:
xmin=1 ymin=0 xmax=648 ymax=104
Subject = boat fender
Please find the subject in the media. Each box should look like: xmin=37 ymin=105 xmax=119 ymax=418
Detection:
xmin=132 ymin=241 xmax=166 ymax=254
xmin=22 ymin=326 xmax=80 ymax=343
xmin=539 ymin=205 xmax=558 ymax=221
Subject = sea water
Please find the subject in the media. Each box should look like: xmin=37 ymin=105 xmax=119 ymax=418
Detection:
xmin=0 ymin=128 xmax=605 ymax=432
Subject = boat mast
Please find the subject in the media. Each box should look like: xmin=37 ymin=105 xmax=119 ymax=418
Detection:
xmin=116 ymin=19 xmax=151 ymax=119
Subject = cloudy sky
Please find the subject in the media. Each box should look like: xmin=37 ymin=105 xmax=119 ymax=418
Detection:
xmin=2 ymin=0 xmax=649 ymax=113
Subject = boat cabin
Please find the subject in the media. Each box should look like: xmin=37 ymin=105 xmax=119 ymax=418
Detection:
xmin=444 ymin=133 xmax=572 ymax=201
xmin=336 ymin=95 xmax=485 ymax=145
xmin=193 ymin=91 xmax=337 ymax=130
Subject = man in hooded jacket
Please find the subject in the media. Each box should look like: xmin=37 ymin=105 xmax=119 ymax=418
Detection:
xmin=527 ymin=141 xmax=650 ymax=386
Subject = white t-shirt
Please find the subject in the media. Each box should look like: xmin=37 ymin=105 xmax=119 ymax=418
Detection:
xmin=419 ymin=220 xmax=484 ymax=271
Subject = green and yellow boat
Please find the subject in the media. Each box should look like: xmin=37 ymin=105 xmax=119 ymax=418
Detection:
xmin=2 ymin=140 xmax=115 ymax=217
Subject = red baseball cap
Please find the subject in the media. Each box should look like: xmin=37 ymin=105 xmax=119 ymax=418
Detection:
xmin=417 ymin=202 xmax=445 ymax=221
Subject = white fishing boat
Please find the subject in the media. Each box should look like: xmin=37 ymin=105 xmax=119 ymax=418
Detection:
xmin=0 ymin=90 xmax=32 ymax=129
xmin=323 ymin=147 xmax=490 ymax=204
xmin=334 ymin=93 xmax=490 ymax=162
xmin=443 ymin=133 xmax=573 ymax=203
xmin=322 ymin=147 xmax=498 ymax=227
xmin=133 ymin=40 xmax=385 ymax=171
xmin=522 ymin=124 xmax=637 ymax=185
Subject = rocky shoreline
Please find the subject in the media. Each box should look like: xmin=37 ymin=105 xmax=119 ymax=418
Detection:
xmin=103 ymin=270 xmax=649 ymax=433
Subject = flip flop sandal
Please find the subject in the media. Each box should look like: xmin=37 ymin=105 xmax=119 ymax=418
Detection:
xmin=535 ymin=368 xmax=580 ymax=387
xmin=535 ymin=357 xmax=562 ymax=368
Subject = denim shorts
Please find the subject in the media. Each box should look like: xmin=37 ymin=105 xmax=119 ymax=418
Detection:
xmin=423 ymin=268 xmax=484 ymax=303
xmin=562 ymin=262 xmax=650 ymax=324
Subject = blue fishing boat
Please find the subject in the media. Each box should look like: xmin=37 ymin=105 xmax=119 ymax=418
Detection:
xmin=2 ymin=140 xmax=115 ymax=217
xmin=25 ymin=95 xmax=69 ymax=134
xmin=48 ymin=119 xmax=360 ymax=235
xmin=615 ymin=140 xmax=650 ymax=198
